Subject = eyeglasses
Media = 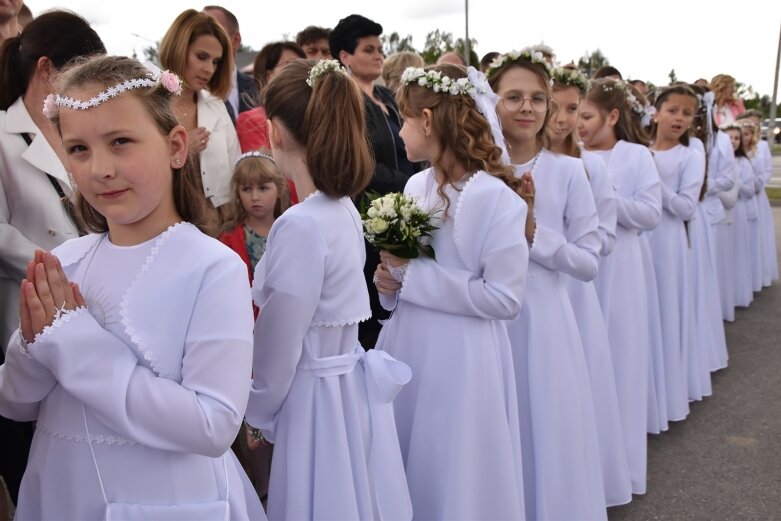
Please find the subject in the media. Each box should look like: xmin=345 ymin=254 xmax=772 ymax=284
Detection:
xmin=501 ymin=94 xmax=549 ymax=113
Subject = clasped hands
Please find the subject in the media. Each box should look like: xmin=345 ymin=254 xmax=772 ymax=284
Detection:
xmin=373 ymin=251 xmax=408 ymax=296
xmin=19 ymin=250 xmax=85 ymax=343
xmin=518 ymin=172 xmax=537 ymax=243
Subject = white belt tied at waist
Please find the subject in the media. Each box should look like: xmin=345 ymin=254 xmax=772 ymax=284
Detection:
xmin=298 ymin=345 xmax=413 ymax=520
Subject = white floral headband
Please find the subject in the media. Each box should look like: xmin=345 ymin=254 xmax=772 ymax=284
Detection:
xmin=400 ymin=67 xmax=480 ymax=96
xmin=306 ymin=59 xmax=348 ymax=87
xmin=42 ymin=62 xmax=183 ymax=119
xmin=551 ymin=67 xmax=590 ymax=94
xmin=598 ymin=79 xmax=656 ymax=126
xmin=235 ymin=150 xmax=275 ymax=165
xmin=401 ymin=66 xmax=511 ymax=164
xmin=486 ymin=48 xmax=552 ymax=79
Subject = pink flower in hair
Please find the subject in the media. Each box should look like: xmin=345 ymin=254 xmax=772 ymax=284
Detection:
xmin=160 ymin=71 xmax=183 ymax=95
xmin=42 ymin=94 xmax=58 ymax=118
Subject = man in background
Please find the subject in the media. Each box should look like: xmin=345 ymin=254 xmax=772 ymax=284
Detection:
xmin=296 ymin=25 xmax=332 ymax=60
xmin=203 ymin=5 xmax=258 ymax=125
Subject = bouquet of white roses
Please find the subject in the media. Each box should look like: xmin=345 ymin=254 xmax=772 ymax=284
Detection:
xmin=360 ymin=192 xmax=437 ymax=259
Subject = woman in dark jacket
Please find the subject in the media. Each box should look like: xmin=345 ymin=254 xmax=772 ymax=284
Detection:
xmin=330 ymin=14 xmax=418 ymax=348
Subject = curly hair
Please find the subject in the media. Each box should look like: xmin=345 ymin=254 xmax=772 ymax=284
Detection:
xmin=398 ymin=64 xmax=521 ymax=217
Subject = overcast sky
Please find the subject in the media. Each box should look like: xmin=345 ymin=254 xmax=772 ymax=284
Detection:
xmin=31 ymin=0 xmax=781 ymax=98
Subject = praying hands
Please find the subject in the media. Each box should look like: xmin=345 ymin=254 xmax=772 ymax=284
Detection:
xmin=19 ymin=250 xmax=85 ymax=343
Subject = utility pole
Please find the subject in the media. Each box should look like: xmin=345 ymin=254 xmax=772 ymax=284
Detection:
xmin=769 ymin=21 xmax=781 ymax=142
xmin=464 ymin=0 xmax=471 ymax=67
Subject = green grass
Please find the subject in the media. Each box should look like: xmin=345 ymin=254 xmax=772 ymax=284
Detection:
xmin=766 ymin=187 xmax=781 ymax=200
xmin=772 ymin=144 xmax=781 ymax=156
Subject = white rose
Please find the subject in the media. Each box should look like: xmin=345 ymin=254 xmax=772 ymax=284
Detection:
xmin=367 ymin=207 xmax=378 ymax=218
xmin=370 ymin=218 xmax=389 ymax=234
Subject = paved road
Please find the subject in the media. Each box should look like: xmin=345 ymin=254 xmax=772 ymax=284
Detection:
xmin=609 ymin=207 xmax=781 ymax=520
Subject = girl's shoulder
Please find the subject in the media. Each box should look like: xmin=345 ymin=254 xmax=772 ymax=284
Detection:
xmin=404 ymin=168 xmax=433 ymax=196
xmin=53 ymin=223 xmax=241 ymax=271
xmin=539 ymin=149 xmax=587 ymax=177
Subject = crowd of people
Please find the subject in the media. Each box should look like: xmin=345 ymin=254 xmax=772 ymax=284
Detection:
xmin=0 ymin=3 xmax=778 ymax=521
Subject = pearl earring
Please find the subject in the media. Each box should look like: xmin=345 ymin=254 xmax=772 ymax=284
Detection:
xmin=174 ymin=158 xmax=182 ymax=166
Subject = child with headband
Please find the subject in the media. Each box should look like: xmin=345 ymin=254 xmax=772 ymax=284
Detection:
xmin=220 ymin=151 xmax=290 ymax=306
xmin=0 ymin=55 xmax=264 ymax=519
xmin=218 ymin=150 xmax=289 ymax=504
xmin=244 ymin=59 xmax=412 ymax=520
xmin=374 ymin=63 xmax=528 ymax=520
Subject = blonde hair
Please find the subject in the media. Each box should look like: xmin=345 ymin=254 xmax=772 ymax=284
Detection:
xmin=262 ymin=59 xmax=373 ymax=198
xmin=398 ymin=64 xmax=521 ymax=217
xmin=49 ymin=55 xmax=210 ymax=234
xmin=737 ymin=119 xmax=758 ymax=154
xmin=382 ymin=51 xmax=424 ymax=93
xmin=710 ymin=74 xmax=736 ymax=108
xmin=221 ymin=152 xmax=290 ymax=232
xmin=159 ymin=9 xmax=233 ymax=99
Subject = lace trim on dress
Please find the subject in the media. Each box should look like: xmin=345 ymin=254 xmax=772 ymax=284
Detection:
xmin=452 ymin=171 xmax=483 ymax=272
xmin=397 ymin=257 xmax=414 ymax=300
xmin=119 ymin=222 xmax=187 ymax=379
xmin=528 ymin=213 xmax=539 ymax=249
xmin=26 ymin=306 xmax=89 ymax=353
xmin=311 ymin=311 xmax=372 ymax=328
xmin=37 ymin=422 xmax=138 ymax=447
xmin=302 ymin=190 xmax=323 ymax=203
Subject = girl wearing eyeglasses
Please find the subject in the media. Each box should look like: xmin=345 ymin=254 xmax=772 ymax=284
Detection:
xmin=488 ymin=51 xmax=608 ymax=521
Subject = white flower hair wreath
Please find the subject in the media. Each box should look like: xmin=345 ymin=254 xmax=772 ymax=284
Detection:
xmin=42 ymin=62 xmax=183 ymax=119
xmin=306 ymin=59 xmax=348 ymax=87
xmin=486 ymin=47 xmax=552 ymax=79
xmin=551 ymin=67 xmax=590 ymax=94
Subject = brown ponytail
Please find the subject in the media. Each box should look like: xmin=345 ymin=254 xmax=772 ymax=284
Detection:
xmin=262 ymin=59 xmax=373 ymax=198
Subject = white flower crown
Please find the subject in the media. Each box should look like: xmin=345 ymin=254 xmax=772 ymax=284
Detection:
xmin=551 ymin=67 xmax=590 ymax=94
xmin=598 ymin=79 xmax=656 ymax=125
xmin=486 ymin=48 xmax=551 ymax=79
xmin=235 ymin=150 xmax=275 ymax=165
xmin=306 ymin=59 xmax=348 ymax=87
xmin=42 ymin=63 xmax=183 ymax=119
xmin=400 ymin=67 xmax=484 ymax=96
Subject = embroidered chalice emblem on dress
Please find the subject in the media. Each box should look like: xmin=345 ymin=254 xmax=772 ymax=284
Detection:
xmin=83 ymin=286 xmax=119 ymax=328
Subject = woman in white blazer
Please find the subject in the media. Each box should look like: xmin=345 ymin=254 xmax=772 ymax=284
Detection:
xmin=159 ymin=9 xmax=240 ymax=214
xmin=0 ymin=11 xmax=105 ymax=353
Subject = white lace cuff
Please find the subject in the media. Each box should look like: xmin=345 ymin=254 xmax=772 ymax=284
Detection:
xmin=387 ymin=262 xmax=409 ymax=283
xmin=26 ymin=306 xmax=89 ymax=353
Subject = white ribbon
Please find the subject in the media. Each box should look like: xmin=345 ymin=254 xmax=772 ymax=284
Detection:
xmin=297 ymin=345 xmax=413 ymax=520
xmin=466 ymin=66 xmax=511 ymax=165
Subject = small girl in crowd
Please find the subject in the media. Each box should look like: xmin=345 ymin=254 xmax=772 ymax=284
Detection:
xmin=374 ymin=63 xmax=528 ymax=520
xmin=736 ymin=111 xmax=778 ymax=286
xmin=488 ymin=51 xmax=606 ymax=520
xmin=218 ymin=150 xmax=289 ymax=503
xmin=0 ymin=55 xmax=264 ymax=520
xmin=244 ymin=59 xmax=412 ymax=521
xmin=548 ymin=66 xmax=632 ymax=508
xmin=724 ymin=123 xmax=760 ymax=299
xmin=579 ymin=77 xmax=662 ymax=495
xmin=220 ymin=151 xmax=290 ymax=299
xmin=688 ymin=85 xmax=730 ymax=372
xmin=735 ymin=117 xmax=765 ymax=291
xmin=646 ymin=84 xmax=710 ymax=411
